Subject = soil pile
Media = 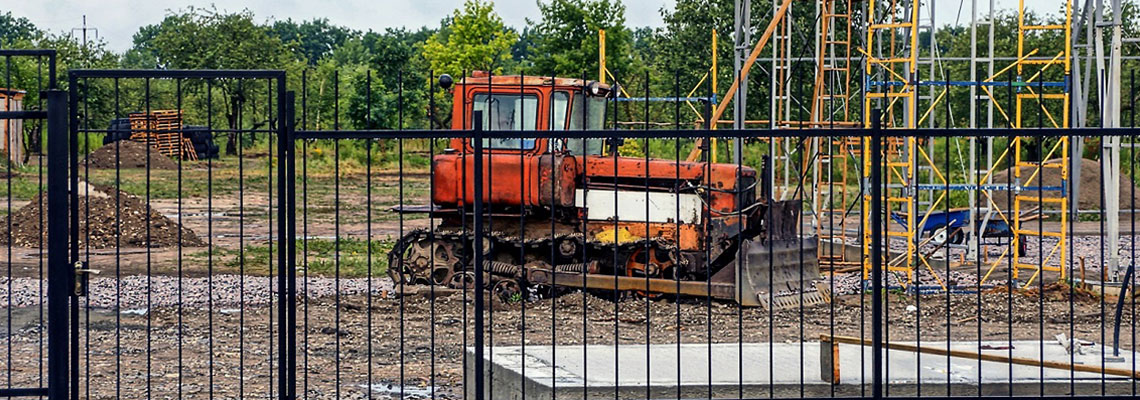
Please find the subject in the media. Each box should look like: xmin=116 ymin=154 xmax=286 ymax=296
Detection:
xmin=0 ymin=182 xmax=206 ymax=249
xmin=989 ymin=158 xmax=1140 ymax=210
xmin=81 ymin=140 xmax=180 ymax=170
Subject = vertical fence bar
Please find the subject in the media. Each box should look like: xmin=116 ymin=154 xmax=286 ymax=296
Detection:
xmin=366 ymin=69 xmax=374 ymax=400
xmin=397 ymin=68 xmax=405 ymax=400
xmin=4 ymin=54 xmax=11 ymax=395
xmin=869 ymin=108 xmax=883 ymax=400
xmin=300 ymin=71 xmax=310 ymax=400
xmin=206 ymin=78 xmax=215 ymax=400
xmin=46 ymin=89 xmax=69 ymax=400
xmin=472 ymin=110 xmax=485 ymax=400
xmin=280 ymin=87 xmax=295 ymax=400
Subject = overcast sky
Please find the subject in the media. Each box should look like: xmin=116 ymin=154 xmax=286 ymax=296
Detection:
xmin=10 ymin=0 xmax=1053 ymax=53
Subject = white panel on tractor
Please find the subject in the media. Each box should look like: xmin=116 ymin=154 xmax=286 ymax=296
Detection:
xmin=574 ymin=189 xmax=702 ymax=224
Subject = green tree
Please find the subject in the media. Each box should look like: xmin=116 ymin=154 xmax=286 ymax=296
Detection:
xmin=137 ymin=8 xmax=289 ymax=71
xmin=271 ymin=18 xmax=358 ymax=65
xmin=127 ymin=7 xmax=297 ymax=155
xmin=422 ymin=0 xmax=518 ymax=77
xmin=344 ymin=28 xmax=433 ymax=130
xmin=0 ymin=12 xmax=41 ymax=46
xmin=529 ymin=0 xmax=633 ymax=78
xmin=653 ymin=0 xmax=818 ymax=124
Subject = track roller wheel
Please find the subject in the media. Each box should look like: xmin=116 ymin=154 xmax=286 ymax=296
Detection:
xmin=449 ymin=271 xmax=476 ymax=289
xmin=492 ymin=279 xmax=523 ymax=302
xmin=624 ymin=246 xmax=675 ymax=298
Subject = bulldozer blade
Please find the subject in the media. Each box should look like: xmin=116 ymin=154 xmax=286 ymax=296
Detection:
xmin=757 ymin=283 xmax=829 ymax=311
xmin=712 ymin=236 xmax=821 ymax=308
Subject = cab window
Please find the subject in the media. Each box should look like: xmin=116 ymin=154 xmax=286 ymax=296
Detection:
xmin=551 ymin=91 xmax=570 ymax=130
xmin=564 ymin=93 xmax=607 ymax=155
xmin=564 ymin=138 xmax=604 ymax=156
xmin=568 ymin=94 xmax=607 ymax=130
xmin=473 ymin=93 xmax=538 ymax=149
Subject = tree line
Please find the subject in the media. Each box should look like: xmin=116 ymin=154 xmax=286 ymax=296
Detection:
xmin=2 ymin=0 xmax=1135 ymax=157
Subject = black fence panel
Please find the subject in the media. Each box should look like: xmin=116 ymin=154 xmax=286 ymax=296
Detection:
xmin=0 ymin=49 xmax=60 ymax=400
xmin=59 ymin=69 xmax=291 ymax=399
xmin=289 ymin=69 xmax=1140 ymax=400
xmin=8 ymin=65 xmax=1140 ymax=400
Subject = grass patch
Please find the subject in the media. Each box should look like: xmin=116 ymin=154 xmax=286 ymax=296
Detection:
xmin=0 ymin=177 xmax=45 ymax=201
xmin=221 ymin=238 xmax=394 ymax=278
xmin=82 ymin=157 xmax=273 ymax=199
xmin=0 ymin=163 xmax=48 ymax=200
xmin=302 ymin=238 xmax=394 ymax=278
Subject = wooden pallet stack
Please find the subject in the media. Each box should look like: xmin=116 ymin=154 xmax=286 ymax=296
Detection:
xmin=127 ymin=110 xmax=197 ymax=161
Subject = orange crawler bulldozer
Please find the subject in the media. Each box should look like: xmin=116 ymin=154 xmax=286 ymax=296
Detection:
xmin=389 ymin=71 xmax=820 ymax=308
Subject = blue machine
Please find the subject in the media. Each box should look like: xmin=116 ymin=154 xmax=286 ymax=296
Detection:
xmin=890 ymin=208 xmax=1014 ymax=245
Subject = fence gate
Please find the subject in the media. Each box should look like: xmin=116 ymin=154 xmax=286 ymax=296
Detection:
xmin=61 ymin=69 xmax=294 ymax=399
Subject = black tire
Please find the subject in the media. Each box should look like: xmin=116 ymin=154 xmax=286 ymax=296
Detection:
xmin=949 ymin=230 xmax=965 ymax=245
xmin=195 ymin=142 xmax=218 ymax=154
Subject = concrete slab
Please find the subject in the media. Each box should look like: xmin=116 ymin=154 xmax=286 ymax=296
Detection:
xmin=466 ymin=341 xmax=1140 ymax=399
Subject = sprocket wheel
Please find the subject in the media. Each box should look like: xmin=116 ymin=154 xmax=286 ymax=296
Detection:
xmin=390 ymin=236 xmax=459 ymax=285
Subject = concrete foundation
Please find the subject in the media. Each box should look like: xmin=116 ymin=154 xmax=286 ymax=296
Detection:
xmin=465 ymin=341 xmax=1139 ymax=399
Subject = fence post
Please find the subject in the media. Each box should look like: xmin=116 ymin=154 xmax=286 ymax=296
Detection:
xmin=472 ymin=111 xmax=486 ymax=400
xmin=66 ymin=74 xmax=80 ymax=400
xmin=279 ymin=89 xmax=296 ymax=400
xmin=45 ymin=89 xmax=69 ymax=400
xmin=869 ymin=108 xmax=883 ymax=399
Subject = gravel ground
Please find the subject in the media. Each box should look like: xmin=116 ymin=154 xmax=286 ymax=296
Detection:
xmin=0 ymin=274 xmax=394 ymax=309
xmin=829 ymin=233 xmax=1140 ymax=294
xmin=4 ymin=280 xmax=1137 ymax=399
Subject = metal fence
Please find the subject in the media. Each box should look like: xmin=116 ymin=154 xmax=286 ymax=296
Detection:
xmin=2 ymin=65 xmax=1140 ymax=400
xmin=0 ymin=49 xmax=61 ymax=400
xmin=65 ymin=69 xmax=291 ymax=399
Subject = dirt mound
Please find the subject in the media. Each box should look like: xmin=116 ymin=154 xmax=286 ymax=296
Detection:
xmin=82 ymin=140 xmax=180 ymax=170
xmin=988 ymin=158 xmax=1140 ymax=210
xmin=0 ymin=182 xmax=206 ymax=249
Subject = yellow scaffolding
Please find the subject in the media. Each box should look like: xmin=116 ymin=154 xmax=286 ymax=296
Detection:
xmin=861 ymin=0 xmax=917 ymax=129
xmin=859 ymin=0 xmax=954 ymax=289
xmin=862 ymin=0 xmax=918 ymax=284
xmin=978 ymin=0 xmax=1071 ymax=287
xmin=858 ymin=0 xmax=1072 ymax=289
xmin=812 ymin=0 xmax=854 ymax=125
xmin=811 ymin=0 xmax=860 ymax=267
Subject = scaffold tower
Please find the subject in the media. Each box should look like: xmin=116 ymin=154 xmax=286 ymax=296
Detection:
xmin=764 ymin=0 xmax=861 ymax=267
xmin=978 ymin=0 xmax=1071 ymax=287
xmin=862 ymin=0 xmax=931 ymax=286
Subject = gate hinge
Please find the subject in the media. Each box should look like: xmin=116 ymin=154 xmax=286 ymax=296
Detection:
xmin=73 ymin=261 xmax=100 ymax=297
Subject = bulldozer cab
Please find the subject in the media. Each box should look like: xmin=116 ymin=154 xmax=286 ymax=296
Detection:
xmin=447 ymin=71 xmax=610 ymax=156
